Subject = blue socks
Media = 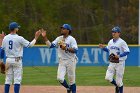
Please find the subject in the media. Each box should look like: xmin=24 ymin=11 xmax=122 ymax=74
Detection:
xmin=60 ymin=80 xmax=76 ymax=93
xmin=60 ymin=79 xmax=70 ymax=89
xmin=4 ymin=84 xmax=20 ymax=93
xmin=4 ymin=84 xmax=10 ymax=93
xmin=70 ymin=83 xmax=76 ymax=93
xmin=14 ymin=84 xmax=20 ymax=93
xmin=119 ymin=86 xmax=123 ymax=93
xmin=111 ymin=79 xmax=123 ymax=93
xmin=111 ymin=79 xmax=117 ymax=86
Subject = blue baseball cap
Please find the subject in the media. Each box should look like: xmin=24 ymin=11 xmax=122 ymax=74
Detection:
xmin=61 ymin=24 xmax=72 ymax=31
xmin=112 ymin=26 xmax=121 ymax=32
xmin=9 ymin=22 xmax=20 ymax=30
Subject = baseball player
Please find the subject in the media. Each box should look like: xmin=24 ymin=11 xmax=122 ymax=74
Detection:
xmin=41 ymin=24 xmax=78 ymax=93
xmin=0 ymin=22 xmax=41 ymax=93
xmin=99 ymin=26 xmax=130 ymax=93
xmin=0 ymin=32 xmax=5 ymax=74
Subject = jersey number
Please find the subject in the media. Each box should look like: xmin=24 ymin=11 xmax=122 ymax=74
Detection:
xmin=9 ymin=40 xmax=13 ymax=50
xmin=65 ymin=44 xmax=69 ymax=53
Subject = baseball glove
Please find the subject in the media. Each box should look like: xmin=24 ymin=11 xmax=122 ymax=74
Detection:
xmin=0 ymin=62 xmax=5 ymax=74
xmin=58 ymin=39 xmax=66 ymax=49
xmin=108 ymin=53 xmax=119 ymax=63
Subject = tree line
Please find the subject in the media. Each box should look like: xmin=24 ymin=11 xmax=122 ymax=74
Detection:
xmin=0 ymin=0 xmax=138 ymax=44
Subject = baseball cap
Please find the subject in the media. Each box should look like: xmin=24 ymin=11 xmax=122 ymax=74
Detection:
xmin=61 ymin=24 xmax=72 ymax=31
xmin=112 ymin=26 xmax=121 ymax=32
xmin=9 ymin=22 xmax=20 ymax=30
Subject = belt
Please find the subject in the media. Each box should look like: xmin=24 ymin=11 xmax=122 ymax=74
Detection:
xmin=7 ymin=57 xmax=22 ymax=61
xmin=7 ymin=57 xmax=22 ymax=59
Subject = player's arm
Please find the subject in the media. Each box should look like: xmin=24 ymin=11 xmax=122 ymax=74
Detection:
xmin=69 ymin=38 xmax=78 ymax=53
xmin=119 ymin=52 xmax=129 ymax=57
xmin=0 ymin=32 xmax=6 ymax=74
xmin=67 ymin=47 xmax=78 ymax=53
xmin=29 ymin=30 xmax=41 ymax=47
xmin=119 ymin=42 xmax=130 ymax=57
xmin=42 ymin=34 xmax=52 ymax=47
xmin=0 ymin=45 xmax=5 ymax=74
xmin=61 ymin=45 xmax=78 ymax=53
xmin=41 ymin=29 xmax=57 ymax=48
xmin=21 ymin=30 xmax=41 ymax=47
xmin=60 ymin=45 xmax=78 ymax=53
xmin=0 ymin=39 xmax=5 ymax=60
xmin=0 ymin=32 xmax=5 ymax=60
xmin=99 ymin=44 xmax=109 ymax=52
xmin=0 ymin=48 xmax=4 ymax=60
xmin=0 ymin=32 xmax=5 ymax=46
xmin=0 ymin=47 xmax=5 ymax=74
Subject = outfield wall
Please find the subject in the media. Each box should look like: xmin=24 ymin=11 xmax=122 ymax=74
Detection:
xmin=21 ymin=45 xmax=139 ymax=66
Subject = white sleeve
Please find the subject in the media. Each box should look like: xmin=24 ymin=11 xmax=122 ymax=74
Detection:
xmin=106 ymin=45 xmax=109 ymax=49
xmin=29 ymin=39 xmax=36 ymax=47
xmin=20 ymin=36 xmax=30 ymax=47
xmin=51 ymin=37 xmax=60 ymax=47
xmin=106 ymin=40 xmax=111 ymax=49
xmin=45 ymin=40 xmax=51 ymax=46
xmin=1 ymin=39 xmax=5 ymax=49
xmin=121 ymin=41 xmax=130 ymax=52
xmin=71 ymin=38 xmax=78 ymax=49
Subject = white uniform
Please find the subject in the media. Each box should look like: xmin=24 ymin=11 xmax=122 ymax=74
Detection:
xmin=105 ymin=38 xmax=130 ymax=87
xmin=51 ymin=35 xmax=78 ymax=85
xmin=2 ymin=34 xmax=34 ymax=84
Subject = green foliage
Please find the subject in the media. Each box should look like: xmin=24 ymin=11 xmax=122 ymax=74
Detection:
xmin=0 ymin=0 xmax=138 ymax=44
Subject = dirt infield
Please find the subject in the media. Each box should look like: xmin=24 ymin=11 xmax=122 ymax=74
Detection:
xmin=0 ymin=85 xmax=140 ymax=93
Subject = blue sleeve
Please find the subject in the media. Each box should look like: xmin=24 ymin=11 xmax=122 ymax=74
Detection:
xmin=50 ymin=43 xmax=56 ymax=48
xmin=73 ymin=48 xmax=78 ymax=54
xmin=0 ymin=47 xmax=4 ymax=59
xmin=102 ymin=47 xmax=109 ymax=52
xmin=120 ymin=52 xmax=129 ymax=57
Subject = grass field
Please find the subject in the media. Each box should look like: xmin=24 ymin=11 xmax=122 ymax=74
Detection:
xmin=0 ymin=66 xmax=140 ymax=86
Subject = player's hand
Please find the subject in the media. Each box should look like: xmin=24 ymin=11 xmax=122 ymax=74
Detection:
xmin=99 ymin=44 xmax=104 ymax=48
xmin=115 ymin=55 xmax=119 ymax=59
xmin=40 ymin=28 xmax=49 ymax=42
xmin=35 ymin=30 xmax=41 ymax=40
xmin=41 ymin=29 xmax=46 ymax=37
xmin=0 ymin=32 xmax=5 ymax=40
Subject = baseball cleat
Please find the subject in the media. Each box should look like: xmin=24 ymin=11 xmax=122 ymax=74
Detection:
xmin=115 ymin=86 xmax=119 ymax=93
xmin=67 ymin=89 xmax=71 ymax=93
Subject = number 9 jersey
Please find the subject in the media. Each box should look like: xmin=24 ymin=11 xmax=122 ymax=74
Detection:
xmin=1 ymin=34 xmax=31 ymax=57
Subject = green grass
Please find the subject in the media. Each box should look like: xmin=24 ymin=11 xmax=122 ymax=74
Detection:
xmin=0 ymin=66 xmax=140 ymax=86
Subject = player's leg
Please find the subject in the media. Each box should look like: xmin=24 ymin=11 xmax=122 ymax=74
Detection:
xmin=57 ymin=59 xmax=70 ymax=90
xmin=105 ymin=63 xmax=116 ymax=86
xmin=116 ymin=61 xmax=125 ymax=93
xmin=13 ymin=60 xmax=23 ymax=93
xmin=105 ymin=63 xmax=119 ymax=93
xmin=4 ymin=63 xmax=13 ymax=93
xmin=67 ymin=58 xmax=77 ymax=93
